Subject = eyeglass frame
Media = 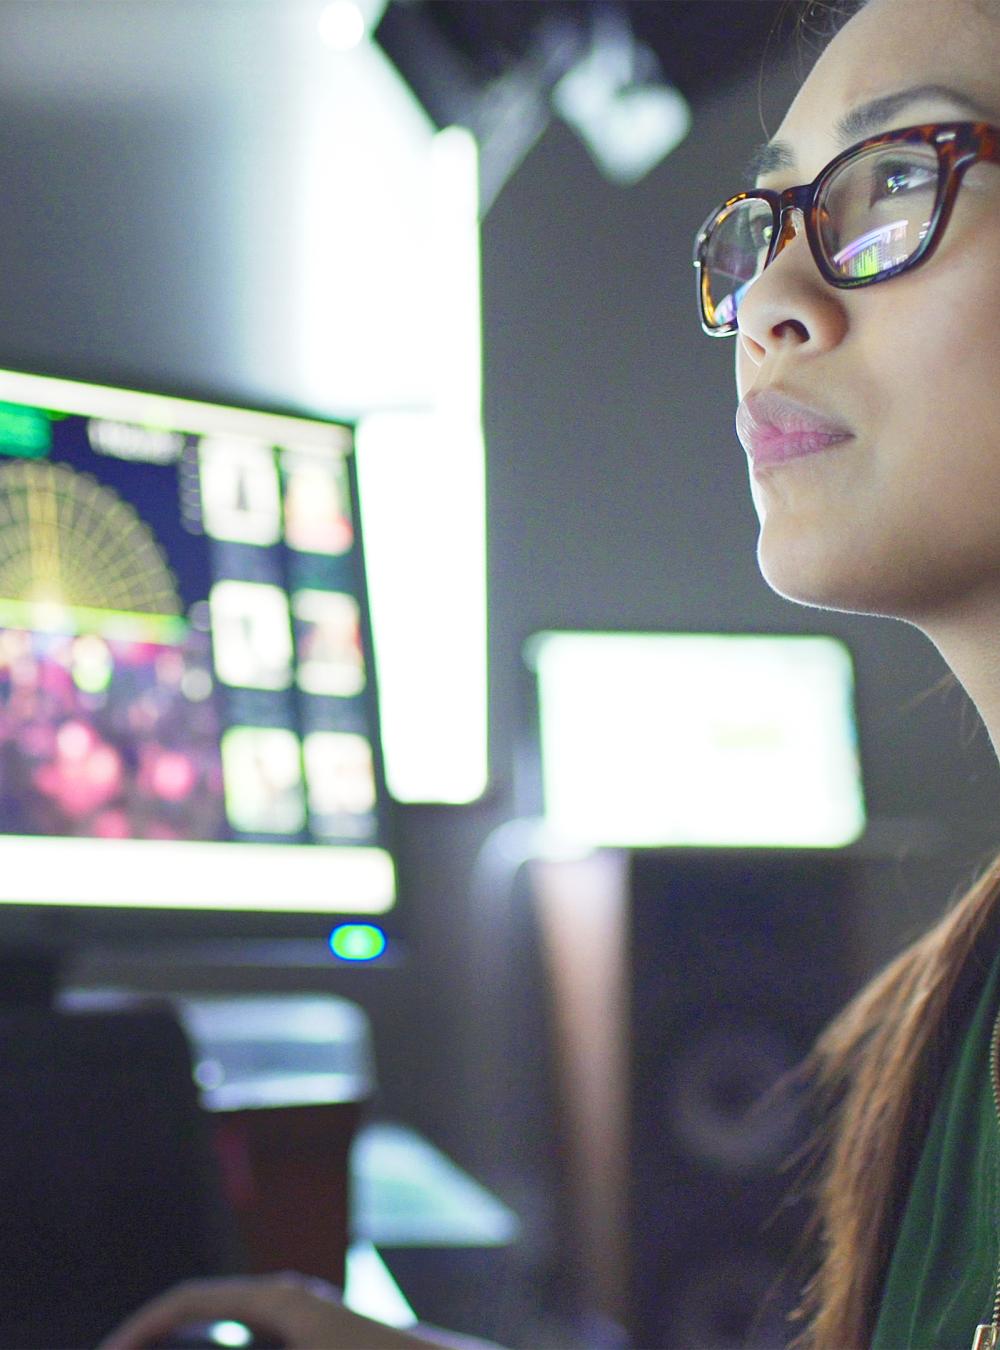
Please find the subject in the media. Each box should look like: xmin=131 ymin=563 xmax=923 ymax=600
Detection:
xmin=692 ymin=120 xmax=1000 ymax=337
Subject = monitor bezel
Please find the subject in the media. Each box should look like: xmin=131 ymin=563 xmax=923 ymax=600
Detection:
xmin=0 ymin=355 xmax=403 ymax=966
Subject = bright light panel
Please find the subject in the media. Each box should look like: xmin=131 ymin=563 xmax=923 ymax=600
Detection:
xmin=528 ymin=632 xmax=866 ymax=849
xmin=295 ymin=55 xmax=487 ymax=804
xmin=356 ymin=411 xmax=487 ymax=803
xmin=0 ymin=835 xmax=394 ymax=911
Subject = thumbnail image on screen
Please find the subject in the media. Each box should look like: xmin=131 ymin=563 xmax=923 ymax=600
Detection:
xmin=0 ymin=370 xmax=395 ymax=915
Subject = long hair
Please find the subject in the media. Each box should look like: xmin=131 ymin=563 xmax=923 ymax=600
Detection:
xmin=790 ymin=856 xmax=1000 ymax=1348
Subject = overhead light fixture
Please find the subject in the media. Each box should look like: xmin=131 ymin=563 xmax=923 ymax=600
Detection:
xmin=375 ymin=1 xmax=689 ymax=212
xmin=318 ymin=0 xmax=388 ymax=52
xmin=550 ymin=6 xmax=691 ymax=185
xmin=318 ymin=2 xmax=367 ymax=52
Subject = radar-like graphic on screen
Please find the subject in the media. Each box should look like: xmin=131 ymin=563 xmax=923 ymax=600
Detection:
xmin=0 ymin=460 xmax=181 ymax=615
xmin=0 ymin=460 xmax=226 ymax=842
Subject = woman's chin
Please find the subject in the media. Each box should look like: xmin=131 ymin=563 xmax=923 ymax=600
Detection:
xmin=755 ymin=539 xmax=886 ymax=617
xmin=756 ymin=522 xmax=994 ymax=625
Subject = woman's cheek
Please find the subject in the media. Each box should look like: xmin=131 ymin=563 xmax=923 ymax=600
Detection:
xmin=735 ymin=340 xmax=754 ymax=401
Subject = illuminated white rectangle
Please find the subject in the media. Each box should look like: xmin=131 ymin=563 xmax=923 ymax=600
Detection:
xmin=0 ymin=835 xmax=395 ymax=912
xmin=356 ymin=411 xmax=487 ymax=804
xmin=528 ymin=631 xmax=867 ymax=850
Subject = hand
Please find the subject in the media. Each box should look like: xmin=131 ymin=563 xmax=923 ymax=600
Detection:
xmin=96 ymin=1273 xmax=479 ymax=1350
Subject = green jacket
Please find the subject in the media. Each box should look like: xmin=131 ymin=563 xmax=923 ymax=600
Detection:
xmin=872 ymin=946 xmax=1000 ymax=1349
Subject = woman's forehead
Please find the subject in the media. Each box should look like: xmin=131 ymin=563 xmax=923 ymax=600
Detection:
xmin=774 ymin=0 xmax=1000 ymax=159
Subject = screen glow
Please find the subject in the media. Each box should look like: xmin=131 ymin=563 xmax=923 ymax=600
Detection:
xmin=0 ymin=367 xmax=395 ymax=914
xmin=0 ymin=835 xmax=394 ymax=911
xmin=299 ymin=87 xmax=488 ymax=804
xmin=318 ymin=2 xmax=367 ymax=52
xmin=528 ymin=631 xmax=866 ymax=849
xmin=356 ymin=411 xmax=487 ymax=803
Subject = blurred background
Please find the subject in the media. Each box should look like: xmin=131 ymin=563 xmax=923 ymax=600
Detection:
xmin=0 ymin=2 xmax=997 ymax=1348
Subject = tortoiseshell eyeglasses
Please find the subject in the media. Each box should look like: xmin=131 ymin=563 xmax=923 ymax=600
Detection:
xmin=692 ymin=121 xmax=1000 ymax=336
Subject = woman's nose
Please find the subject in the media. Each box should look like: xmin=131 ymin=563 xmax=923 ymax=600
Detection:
xmin=735 ymin=207 xmax=847 ymax=367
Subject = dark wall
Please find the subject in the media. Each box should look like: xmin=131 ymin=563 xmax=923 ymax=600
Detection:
xmin=0 ymin=3 xmax=998 ymax=1339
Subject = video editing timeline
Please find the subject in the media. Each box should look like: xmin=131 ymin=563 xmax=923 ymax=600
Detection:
xmin=0 ymin=369 xmax=395 ymax=915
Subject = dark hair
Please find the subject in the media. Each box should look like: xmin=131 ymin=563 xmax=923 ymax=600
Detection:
xmin=791 ymin=862 xmax=1000 ymax=1347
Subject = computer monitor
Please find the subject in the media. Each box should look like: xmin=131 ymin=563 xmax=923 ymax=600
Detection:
xmin=0 ymin=363 xmax=397 ymax=971
xmin=527 ymin=630 xmax=867 ymax=851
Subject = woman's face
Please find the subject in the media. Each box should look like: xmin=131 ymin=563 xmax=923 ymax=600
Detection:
xmin=735 ymin=0 xmax=1000 ymax=629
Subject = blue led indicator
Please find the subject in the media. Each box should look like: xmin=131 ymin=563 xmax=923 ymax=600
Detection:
xmin=329 ymin=923 xmax=387 ymax=962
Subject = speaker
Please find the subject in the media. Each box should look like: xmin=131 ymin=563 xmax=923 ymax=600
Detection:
xmin=627 ymin=851 xmax=855 ymax=1350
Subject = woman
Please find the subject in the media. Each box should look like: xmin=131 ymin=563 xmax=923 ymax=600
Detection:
xmin=723 ymin=0 xmax=1000 ymax=1345
xmin=104 ymin=0 xmax=1000 ymax=1345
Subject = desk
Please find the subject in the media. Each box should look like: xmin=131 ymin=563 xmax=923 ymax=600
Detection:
xmin=347 ymin=1122 xmax=519 ymax=1331
xmin=67 ymin=991 xmax=518 ymax=1333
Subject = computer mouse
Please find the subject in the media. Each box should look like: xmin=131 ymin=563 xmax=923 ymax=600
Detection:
xmin=147 ymin=1320 xmax=284 ymax=1349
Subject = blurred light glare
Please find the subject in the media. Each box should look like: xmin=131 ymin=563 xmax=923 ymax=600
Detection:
xmin=0 ymin=835 xmax=395 ymax=911
xmin=352 ymin=127 xmax=487 ymax=805
xmin=344 ymin=1240 xmax=418 ymax=1327
xmin=180 ymin=667 xmax=213 ymax=702
xmin=292 ymin=20 xmax=488 ymax=803
xmin=528 ymin=632 xmax=867 ymax=849
xmin=207 ymin=1324 xmax=253 ymax=1350
xmin=356 ymin=410 xmax=488 ymax=804
xmin=193 ymin=1057 xmax=227 ymax=1091
xmin=330 ymin=923 xmax=387 ymax=961
xmin=551 ymin=12 xmax=691 ymax=184
xmin=294 ymin=36 xmax=437 ymax=414
xmin=428 ymin=126 xmax=482 ymax=419
xmin=318 ymin=1 xmax=366 ymax=51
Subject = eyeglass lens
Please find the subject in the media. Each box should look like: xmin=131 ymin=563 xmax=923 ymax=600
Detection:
xmin=700 ymin=140 xmax=941 ymax=330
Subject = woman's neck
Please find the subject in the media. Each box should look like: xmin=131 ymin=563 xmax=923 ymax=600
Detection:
xmin=922 ymin=595 xmax=1000 ymax=765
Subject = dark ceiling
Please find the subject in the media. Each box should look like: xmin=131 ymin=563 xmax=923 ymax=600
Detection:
xmin=377 ymin=2 xmax=813 ymax=108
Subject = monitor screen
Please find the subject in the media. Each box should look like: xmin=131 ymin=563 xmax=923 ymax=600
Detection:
xmin=527 ymin=630 xmax=866 ymax=850
xmin=0 ymin=365 xmax=396 ymax=951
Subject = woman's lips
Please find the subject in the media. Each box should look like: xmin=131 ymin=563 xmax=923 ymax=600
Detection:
xmin=736 ymin=389 xmax=855 ymax=468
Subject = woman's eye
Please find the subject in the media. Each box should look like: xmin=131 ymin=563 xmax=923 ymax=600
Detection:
xmin=744 ymin=217 xmax=772 ymax=255
xmin=870 ymin=162 xmax=936 ymax=203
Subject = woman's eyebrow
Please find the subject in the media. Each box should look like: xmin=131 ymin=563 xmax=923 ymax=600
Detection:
xmin=742 ymin=139 xmax=794 ymax=186
xmin=741 ymin=83 xmax=996 ymax=186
